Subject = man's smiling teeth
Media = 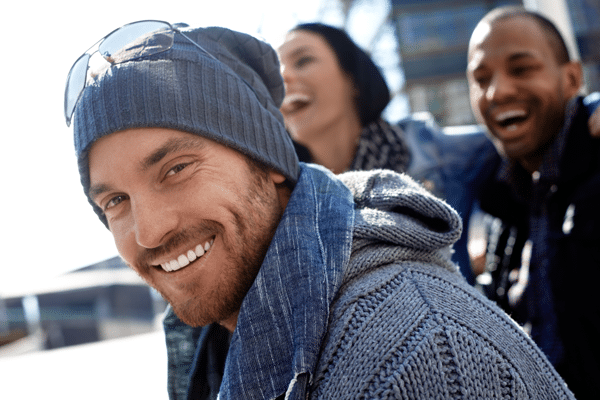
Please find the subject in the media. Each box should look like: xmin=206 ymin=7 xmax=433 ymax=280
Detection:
xmin=160 ymin=239 xmax=214 ymax=272
xmin=495 ymin=109 xmax=527 ymax=123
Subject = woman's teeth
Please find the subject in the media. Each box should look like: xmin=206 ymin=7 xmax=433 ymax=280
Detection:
xmin=281 ymin=93 xmax=310 ymax=113
xmin=160 ymin=238 xmax=214 ymax=272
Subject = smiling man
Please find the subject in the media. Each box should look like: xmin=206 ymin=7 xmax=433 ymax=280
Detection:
xmin=88 ymin=128 xmax=287 ymax=331
xmin=66 ymin=21 xmax=576 ymax=399
xmin=467 ymin=7 xmax=600 ymax=398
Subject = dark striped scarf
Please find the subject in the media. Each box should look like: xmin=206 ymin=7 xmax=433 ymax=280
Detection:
xmin=350 ymin=118 xmax=411 ymax=173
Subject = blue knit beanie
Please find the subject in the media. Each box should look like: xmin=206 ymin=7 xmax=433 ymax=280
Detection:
xmin=73 ymin=25 xmax=299 ymax=227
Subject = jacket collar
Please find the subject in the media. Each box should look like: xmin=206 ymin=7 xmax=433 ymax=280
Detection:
xmin=218 ymin=163 xmax=355 ymax=400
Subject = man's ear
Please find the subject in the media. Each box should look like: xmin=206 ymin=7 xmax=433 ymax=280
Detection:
xmin=562 ymin=61 xmax=583 ymax=99
xmin=269 ymin=170 xmax=287 ymax=185
xmin=270 ymin=170 xmax=292 ymax=210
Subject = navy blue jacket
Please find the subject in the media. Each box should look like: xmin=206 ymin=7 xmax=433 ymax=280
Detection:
xmin=478 ymin=97 xmax=600 ymax=399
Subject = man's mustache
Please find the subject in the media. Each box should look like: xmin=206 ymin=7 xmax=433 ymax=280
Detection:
xmin=136 ymin=221 xmax=222 ymax=267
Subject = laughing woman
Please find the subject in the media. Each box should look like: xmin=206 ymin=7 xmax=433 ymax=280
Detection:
xmin=279 ymin=23 xmax=411 ymax=175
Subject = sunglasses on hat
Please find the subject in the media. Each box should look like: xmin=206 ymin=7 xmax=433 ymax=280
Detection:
xmin=64 ymin=20 xmax=216 ymax=127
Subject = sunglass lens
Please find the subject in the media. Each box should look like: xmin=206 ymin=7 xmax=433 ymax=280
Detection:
xmin=65 ymin=54 xmax=90 ymax=126
xmin=99 ymin=21 xmax=173 ymax=60
xmin=65 ymin=21 xmax=176 ymax=126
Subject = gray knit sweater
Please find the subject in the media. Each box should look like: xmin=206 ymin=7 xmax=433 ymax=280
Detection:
xmin=164 ymin=166 xmax=574 ymax=399
xmin=309 ymin=170 xmax=574 ymax=399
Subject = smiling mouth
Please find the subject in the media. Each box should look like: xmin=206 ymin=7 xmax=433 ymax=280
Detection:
xmin=156 ymin=237 xmax=215 ymax=272
xmin=494 ymin=109 xmax=528 ymax=130
xmin=281 ymin=93 xmax=311 ymax=114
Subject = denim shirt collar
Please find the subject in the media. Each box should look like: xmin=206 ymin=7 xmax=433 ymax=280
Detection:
xmin=218 ymin=163 xmax=355 ymax=400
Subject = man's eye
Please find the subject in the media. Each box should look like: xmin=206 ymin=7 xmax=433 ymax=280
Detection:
xmin=473 ymin=75 xmax=490 ymax=87
xmin=166 ymin=163 xmax=189 ymax=177
xmin=105 ymin=195 xmax=127 ymax=210
xmin=512 ymin=64 xmax=537 ymax=76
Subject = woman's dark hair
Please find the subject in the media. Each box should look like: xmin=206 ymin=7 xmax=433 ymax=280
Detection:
xmin=290 ymin=23 xmax=390 ymax=126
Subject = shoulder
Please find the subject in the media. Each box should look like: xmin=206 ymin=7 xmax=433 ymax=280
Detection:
xmin=311 ymin=262 xmax=574 ymax=399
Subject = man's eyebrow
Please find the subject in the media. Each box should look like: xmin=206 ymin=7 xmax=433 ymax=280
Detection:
xmin=468 ymin=51 xmax=538 ymax=73
xmin=140 ymin=136 xmax=207 ymax=171
xmin=89 ymin=183 xmax=113 ymax=201
xmin=508 ymin=51 xmax=537 ymax=62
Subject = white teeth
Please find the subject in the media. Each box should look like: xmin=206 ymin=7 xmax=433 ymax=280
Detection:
xmin=177 ymin=254 xmax=190 ymax=268
xmin=195 ymin=244 xmax=205 ymax=257
xmin=159 ymin=238 xmax=214 ymax=272
xmin=282 ymin=93 xmax=310 ymax=106
xmin=496 ymin=109 xmax=526 ymax=122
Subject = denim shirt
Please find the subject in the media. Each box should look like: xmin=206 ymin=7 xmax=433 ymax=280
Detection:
xmin=402 ymin=94 xmax=600 ymax=284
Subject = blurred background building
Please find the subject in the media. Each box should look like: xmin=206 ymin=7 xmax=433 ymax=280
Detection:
xmin=0 ymin=257 xmax=166 ymax=356
xmin=568 ymin=0 xmax=600 ymax=91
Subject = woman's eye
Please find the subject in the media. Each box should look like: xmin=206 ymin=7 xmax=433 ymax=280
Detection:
xmin=296 ymin=55 xmax=314 ymax=68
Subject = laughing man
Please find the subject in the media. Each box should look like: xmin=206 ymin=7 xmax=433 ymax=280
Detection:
xmin=467 ymin=7 xmax=600 ymax=398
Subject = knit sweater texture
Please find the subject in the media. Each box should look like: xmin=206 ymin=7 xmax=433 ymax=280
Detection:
xmin=306 ymin=169 xmax=574 ymax=399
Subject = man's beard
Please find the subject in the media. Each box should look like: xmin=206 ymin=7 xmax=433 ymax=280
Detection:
xmin=136 ymin=166 xmax=285 ymax=328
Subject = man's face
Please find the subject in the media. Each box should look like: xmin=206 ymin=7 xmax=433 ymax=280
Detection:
xmin=467 ymin=16 xmax=581 ymax=169
xmin=88 ymin=128 xmax=287 ymax=329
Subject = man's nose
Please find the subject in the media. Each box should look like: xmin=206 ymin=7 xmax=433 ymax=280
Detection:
xmin=131 ymin=196 xmax=178 ymax=249
xmin=487 ymin=72 xmax=518 ymax=103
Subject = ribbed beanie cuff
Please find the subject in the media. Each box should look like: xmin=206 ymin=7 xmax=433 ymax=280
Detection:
xmin=73 ymin=25 xmax=299 ymax=226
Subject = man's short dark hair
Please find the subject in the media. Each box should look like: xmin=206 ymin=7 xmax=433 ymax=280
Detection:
xmin=481 ymin=6 xmax=571 ymax=65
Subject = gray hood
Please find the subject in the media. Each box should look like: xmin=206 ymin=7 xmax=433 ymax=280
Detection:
xmin=338 ymin=169 xmax=463 ymax=278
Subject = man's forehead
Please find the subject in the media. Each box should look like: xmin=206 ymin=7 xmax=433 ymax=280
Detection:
xmin=468 ymin=17 xmax=549 ymax=64
xmin=94 ymin=127 xmax=208 ymax=148
xmin=468 ymin=22 xmax=492 ymax=55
